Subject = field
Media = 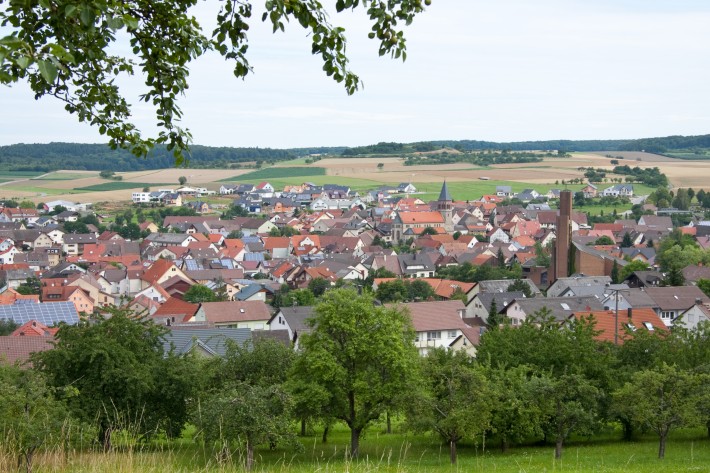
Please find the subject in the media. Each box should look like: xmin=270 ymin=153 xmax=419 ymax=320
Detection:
xmin=74 ymin=182 xmax=161 ymax=192
xmin=3 ymin=424 xmax=709 ymax=473
xmin=221 ymin=167 xmax=327 ymax=181
xmin=0 ymin=151 xmax=703 ymax=206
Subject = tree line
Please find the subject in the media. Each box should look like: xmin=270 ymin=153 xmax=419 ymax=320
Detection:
xmin=0 ymin=143 xmax=296 ymax=172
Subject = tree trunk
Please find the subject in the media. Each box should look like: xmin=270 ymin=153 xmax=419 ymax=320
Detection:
xmin=322 ymin=425 xmax=329 ymax=444
xmin=555 ymin=436 xmax=564 ymax=459
xmin=621 ymin=418 xmax=634 ymax=441
xmin=301 ymin=419 xmax=307 ymax=436
xmin=501 ymin=437 xmax=509 ymax=453
xmin=386 ymin=411 xmax=392 ymax=434
xmin=245 ymin=439 xmax=254 ymax=471
xmin=449 ymin=439 xmax=457 ymax=464
xmin=658 ymin=433 xmax=667 ymax=459
xmin=350 ymin=427 xmax=362 ymax=459
xmin=24 ymin=450 xmax=34 ymax=473
xmin=706 ymin=420 xmax=710 ymax=438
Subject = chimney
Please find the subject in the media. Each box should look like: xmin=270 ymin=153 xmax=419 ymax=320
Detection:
xmin=627 ymin=307 xmax=632 ymax=319
xmin=551 ymin=190 xmax=572 ymax=282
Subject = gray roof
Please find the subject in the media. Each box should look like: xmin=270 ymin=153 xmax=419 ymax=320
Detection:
xmin=273 ymin=306 xmax=316 ymax=334
xmin=475 ymin=291 xmax=525 ymax=312
xmin=478 ymin=279 xmax=542 ymax=295
xmin=438 ymin=181 xmax=452 ymax=202
xmin=547 ymin=276 xmax=613 ymax=298
xmin=0 ymin=301 xmax=79 ymax=326
xmin=503 ymin=296 xmax=605 ymax=322
xmin=163 ymin=327 xmax=251 ymax=357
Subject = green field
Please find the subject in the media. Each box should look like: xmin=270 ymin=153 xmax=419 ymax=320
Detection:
xmin=74 ymin=182 xmax=160 ymax=192
xmin=5 ymin=424 xmax=709 ymax=473
xmin=33 ymin=171 xmax=98 ymax=180
xmin=221 ymin=167 xmax=326 ymax=181
xmin=0 ymin=171 xmax=45 ymax=179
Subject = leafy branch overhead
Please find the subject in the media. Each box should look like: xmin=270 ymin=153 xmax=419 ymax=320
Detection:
xmin=0 ymin=0 xmax=428 ymax=164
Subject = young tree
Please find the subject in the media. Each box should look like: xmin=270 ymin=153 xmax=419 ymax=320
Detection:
xmin=178 ymin=176 xmax=187 ymax=186
xmin=292 ymin=289 xmax=419 ymax=458
xmin=507 ymin=278 xmax=532 ymax=298
xmin=611 ymin=260 xmax=620 ymax=284
xmin=0 ymin=319 xmax=19 ymax=335
xmin=407 ymin=348 xmax=490 ymax=464
xmin=621 ymin=232 xmax=633 ymax=248
xmin=308 ymin=277 xmax=330 ymax=297
xmin=33 ymin=308 xmax=187 ymax=449
xmin=0 ymin=365 xmax=76 ymax=473
xmin=183 ymin=284 xmax=217 ymax=303
xmin=0 ymin=1 xmax=427 ymax=162
xmin=613 ymin=364 xmax=703 ymax=459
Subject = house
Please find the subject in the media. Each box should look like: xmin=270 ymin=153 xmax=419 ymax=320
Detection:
xmin=499 ymin=296 xmax=604 ymax=325
xmin=62 ymin=233 xmax=97 ymax=256
xmin=675 ymin=302 xmax=710 ymax=331
xmin=477 ymin=279 xmax=542 ymax=296
xmin=11 ymin=320 xmax=59 ymax=337
xmin=41 ymin=285 xmax=94 ymax=314
xmin=465 ymin=291 xmax=525 ymax=321
xmin=268 ymin=306 xmax=315 ymax=349
xmin=643 ymin=286 xmax=710 ymax=326
xmin=0 ymin=337 xmax=54 ymax=365
xmin=602 ymin=184 xmax=634 ymax=197
xmin=496 ymin=185 xmax=513 ymax=197
xmin=185 ymin=201 xmax=210 ymax=214
xmin=397 ymin=300 xmax=479 ymax=356
xmin=141 ymin=259 xmax=193 ymax=287
xmin=515 ymin=189 xmax=540 ymax=202
xmin=151 ymin=297 xmax=200 ymax=326
xmin=162 ymin=327 xmax=252 ymax=357
xmin=581 ymin=183 xmax=598 ymax=198
xmin=0 ymin=301 xmax=79 ymax=326
xmin=546 ymin=276 xmax=614 ymax=298
xmin=568 ymin=307 xmax=667 ymax=344
xmin=397 ymin=183 xmax=417 ymax=194
xmin=190 ymin=301 xmax=272 ymax=329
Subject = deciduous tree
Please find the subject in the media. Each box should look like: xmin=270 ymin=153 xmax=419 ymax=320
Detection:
xmin=292 ymin=288 xmax=419 ymax=458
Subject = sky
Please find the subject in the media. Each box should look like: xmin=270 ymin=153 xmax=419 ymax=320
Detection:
xmin=2 ymin=0 xmax=710 ymax=149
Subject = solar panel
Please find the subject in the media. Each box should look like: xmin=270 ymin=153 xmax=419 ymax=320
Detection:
xmin=0 ymin=301 xmax=79 ymax=326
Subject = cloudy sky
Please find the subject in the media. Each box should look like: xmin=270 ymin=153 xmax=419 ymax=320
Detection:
xmin=2 ymin=0 xmax=710 ymax=148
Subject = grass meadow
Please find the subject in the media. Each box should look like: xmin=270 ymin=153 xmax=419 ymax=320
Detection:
xmin=73 ymin=182 xmax=161 ymax=192
xmin=3 ymin=423 xmax=709 ymax=473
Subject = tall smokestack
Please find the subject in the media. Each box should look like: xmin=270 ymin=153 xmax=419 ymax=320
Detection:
xmin=551 ymin=190 xmax=572 ymax=282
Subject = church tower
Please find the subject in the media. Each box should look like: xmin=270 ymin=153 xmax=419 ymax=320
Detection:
xmin=437 ymin=180 xmax=454 ymax=233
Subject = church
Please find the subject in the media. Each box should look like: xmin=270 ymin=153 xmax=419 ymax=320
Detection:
xmin=391 ymin=181 xmax=455 ymax=243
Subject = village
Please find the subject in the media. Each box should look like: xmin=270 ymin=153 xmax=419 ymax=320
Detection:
xmin=2 ymin=175 xmax=709 ymax=363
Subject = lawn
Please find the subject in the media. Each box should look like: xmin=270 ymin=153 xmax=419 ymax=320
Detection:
xmin=220 ymin=167 xmax=326 ymax=181
xmin=413 ymin=180 xmax=586 ymax=202
xmin=6 ymin=424 xmax=709 ymax=473
xmin=74 ymin=182 xmax=160 ymax=192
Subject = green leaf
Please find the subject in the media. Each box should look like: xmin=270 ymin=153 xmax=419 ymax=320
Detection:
xmin=38 ymin=59 xmax=58 ymax=84
xmin=107 ymin=16 xmax=124 ymax=30
xmin=122 ymin=14 xmax=139 ymax=30
xmin=65 ymin=5 xmax=77 ymax=17
xmin=80 ymin=8 xmax=95 ymax=27
xmin=15 ymin=55 xmax=30 ymax=70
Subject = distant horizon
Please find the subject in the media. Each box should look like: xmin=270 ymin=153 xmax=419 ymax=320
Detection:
xmin=1 ymin=131 xmax=708 ymax=151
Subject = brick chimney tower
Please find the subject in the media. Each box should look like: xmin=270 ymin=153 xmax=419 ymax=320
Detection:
xmin=551 ymin=190 xmax=572 ymax=282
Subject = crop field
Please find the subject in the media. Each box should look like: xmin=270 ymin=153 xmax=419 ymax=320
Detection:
xmin=221 ymin=166 xmax=327 ymax=182
xmin=0 ymin=170 xmax=45 ymax=179
xmin=73 ymin=182 xmax=160 ymax=192
xmin=32 ymin=171 xmax=98 ymax=180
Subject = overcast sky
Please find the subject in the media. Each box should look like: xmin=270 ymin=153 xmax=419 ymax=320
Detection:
xmin=2 ymin=0 xmax=710 ymax=148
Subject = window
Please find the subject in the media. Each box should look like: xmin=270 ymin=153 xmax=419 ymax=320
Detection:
xmin=642 ymin=322 xmax=654 ymax=331
xmin=427 ymin=331 xmax=441 ymax=340
xmin=626 ymin=323 xmax=637 ymax=332
xmin=661 ymin=311 xmax=674 ymax=320
xmin=448 ymin=330 xmax=457 ymax=338
xmin=414 ymin=334 xmax=419 ymax=342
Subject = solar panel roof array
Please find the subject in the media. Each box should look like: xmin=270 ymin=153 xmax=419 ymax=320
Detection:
xmin=0 ymin=301 xmax=79 ymax=326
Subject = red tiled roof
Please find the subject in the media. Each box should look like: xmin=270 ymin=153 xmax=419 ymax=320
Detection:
xmin=571 ymin=308 xmax=667 ymax=344
xmin=0 ymin=336 xmax=54 ymax=366
xmin=152 ymin=297 xmax=199 ymax=323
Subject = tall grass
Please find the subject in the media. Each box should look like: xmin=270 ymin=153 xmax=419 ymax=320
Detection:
xmin=3 ymin=422 xmax=709 ymax=472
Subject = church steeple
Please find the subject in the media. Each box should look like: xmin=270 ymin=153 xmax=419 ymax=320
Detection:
xmin=438 ymin=180 xmax=452 ymax=203
xmin=437 ymin=180 xmax=454 ymax=233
